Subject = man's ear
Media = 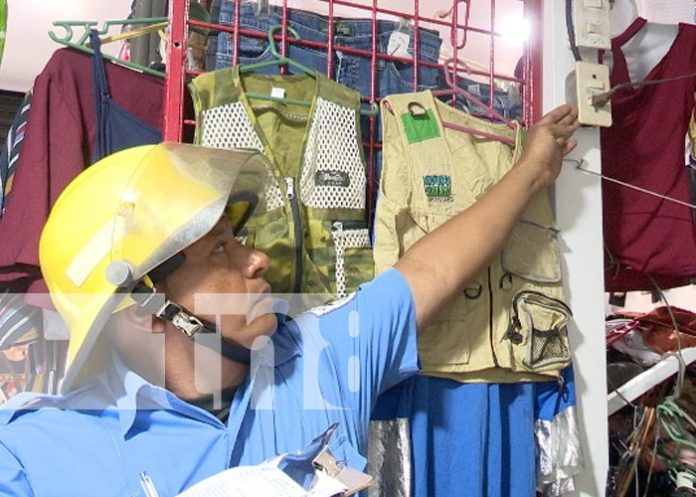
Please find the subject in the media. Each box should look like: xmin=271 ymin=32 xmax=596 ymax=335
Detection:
xmin=151 ymin=316 xmax=167 ymax=334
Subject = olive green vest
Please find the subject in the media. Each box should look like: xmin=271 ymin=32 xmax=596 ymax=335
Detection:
xmin=189 ymin=67 xmax=374 ymax=297
xmin=375 ymin=91 xmax=572 ymax=383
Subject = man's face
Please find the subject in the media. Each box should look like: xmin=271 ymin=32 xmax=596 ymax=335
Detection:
xmin=158 ymin=216 xmax=278 ymax=347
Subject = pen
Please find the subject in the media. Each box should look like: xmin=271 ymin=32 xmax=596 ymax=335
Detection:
xmin=140 ymin=471 xmax=161 ymax=497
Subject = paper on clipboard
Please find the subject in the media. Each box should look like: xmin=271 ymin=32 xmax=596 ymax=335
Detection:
xmin=176 ymin=465 xmax=304 ymax=497
xmin=175 ymin=464 xmax=347 ymax=497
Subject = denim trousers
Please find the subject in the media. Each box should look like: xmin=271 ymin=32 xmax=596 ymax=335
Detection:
xmin=452 ymin=76 xmax=523 ymax=121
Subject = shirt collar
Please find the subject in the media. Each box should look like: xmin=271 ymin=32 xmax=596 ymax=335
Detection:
xmin=105 ymin=317 xmax=304 ymax=435
xmin=272 ymin=315 xmax=302 ymax=366
xmin=108 ymin=352 xmax=222 ymax=435
xmin=0 ymin=320 xmax=302 ymax=433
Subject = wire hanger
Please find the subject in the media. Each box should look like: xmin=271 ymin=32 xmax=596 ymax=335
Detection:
xmin=570 ymin=158 xmax=696 ymax=211
xmin=239 ymin=25 xmax=378 ymax=117
xmin=49 ymin=18 xmax=167 ymax=78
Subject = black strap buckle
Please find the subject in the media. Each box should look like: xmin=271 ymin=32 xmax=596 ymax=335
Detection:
xmin=155 ymin=301 xmax=211 ymax=338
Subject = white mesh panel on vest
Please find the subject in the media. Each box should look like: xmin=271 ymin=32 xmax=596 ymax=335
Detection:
xmin=300 ymin=97 xmax=366 ymax=209
xmin=201 ymin=102 xmax=283 ymax=211
xmin=333 ymin=227 xmax=370 ymax=298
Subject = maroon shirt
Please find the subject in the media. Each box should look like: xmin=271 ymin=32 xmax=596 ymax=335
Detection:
xmin=601 ymin=18 xmax=696 ymax=292
xmin=0 ymin=48 xmax=163 ymax=299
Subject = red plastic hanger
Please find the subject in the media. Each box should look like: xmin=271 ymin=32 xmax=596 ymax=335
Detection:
xmin=432 ymin=58 xmax=517 ymax=146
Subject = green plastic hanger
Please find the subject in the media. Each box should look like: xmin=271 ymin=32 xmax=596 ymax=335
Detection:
xmin=240 ymin=25 xmax=378 ymax=117
xmin=49 ymin=18 xmax=168 ymax=78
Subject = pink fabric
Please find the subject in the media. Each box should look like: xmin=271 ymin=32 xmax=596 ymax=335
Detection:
xmin=601 ymin=18 xmax=696 ymax=292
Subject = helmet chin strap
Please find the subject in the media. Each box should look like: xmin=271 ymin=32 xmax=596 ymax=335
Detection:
xmin=130 ymin=259 xmax=252 ymax=364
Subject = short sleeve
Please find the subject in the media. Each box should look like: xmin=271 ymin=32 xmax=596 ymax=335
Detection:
xmin=314 ymin=267 xmax=419 ymax=413
xmin=0 ymin=440 xmax=33 ymax=497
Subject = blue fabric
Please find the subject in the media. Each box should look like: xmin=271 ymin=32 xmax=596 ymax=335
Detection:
xmin=372 ymin=366 xmax=578 ymax=497
xmin=0 ymin=268 xmax=418 ymax=497
xmin=90 ymin=30 xmax=161 ymax=162
xmin=534 ymin=365 xmax=577 ymax=422
xmin=210 ymin=2 xmax=441 ymax=95
xmin=408 ymin=378 xmax=536 ymax=497
xmin=447 ymin=75 xmax=523 ymax=121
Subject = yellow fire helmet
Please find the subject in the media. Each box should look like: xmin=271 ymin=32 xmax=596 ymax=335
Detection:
xmin=39 ymin=142 xmax=271 ymax=393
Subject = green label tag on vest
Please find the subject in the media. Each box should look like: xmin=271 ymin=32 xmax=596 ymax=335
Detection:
xmin=423 ymin=175 xmax=452 ymax=201
xmin=402 ymin=109 xmax=440 ymax=143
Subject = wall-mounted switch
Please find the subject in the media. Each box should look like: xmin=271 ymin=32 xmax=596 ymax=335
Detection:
xmin=574 ymin=0 xmax=611 ymax=49
xmin=575 ymin=61 xmax=612 ymax=127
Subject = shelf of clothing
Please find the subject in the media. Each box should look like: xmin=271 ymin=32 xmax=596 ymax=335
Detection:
xmin=161 ymin=0 xmax=543 ymax=214
xmin=608 ymin=346 xmax=696 ymax=416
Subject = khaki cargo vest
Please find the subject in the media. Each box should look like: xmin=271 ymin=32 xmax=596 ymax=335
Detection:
xmin=190 ymin=67 xmax=374 ymax=297
xmin=375 ymin=91 xmax=572 ymax=383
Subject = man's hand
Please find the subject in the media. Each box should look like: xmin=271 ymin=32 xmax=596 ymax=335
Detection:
xmin=516 ymin=105 xmax=580 ymax=192
xmin=395 ymin=104 xmax=580 ymax=329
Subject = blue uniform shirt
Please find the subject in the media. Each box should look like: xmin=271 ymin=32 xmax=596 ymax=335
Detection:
xmin=0 ymin=268 xmax=418 ymax=497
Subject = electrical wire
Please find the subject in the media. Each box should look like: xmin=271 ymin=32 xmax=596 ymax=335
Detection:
xmin=643 ymin=274 xmax=686 ymax=400
xmin=573 ymin=160 xmax=696 ymax=211
xmin=592 ymin=70 xmax=696 ymax=107
xmin=565 ymin=0 xmax=582 ymax=62
xmin=642 ymin=422 xmax=662 ymax=497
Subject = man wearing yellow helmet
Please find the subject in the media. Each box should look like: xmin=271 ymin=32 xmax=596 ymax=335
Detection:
xmin=0 ymin=105 xmax=579 ymax=496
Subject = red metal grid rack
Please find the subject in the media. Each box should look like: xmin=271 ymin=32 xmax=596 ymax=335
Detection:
xmin=163 ymin=0 xmax=543 ymax=202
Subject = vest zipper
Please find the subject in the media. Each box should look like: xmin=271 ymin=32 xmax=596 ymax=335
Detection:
xmin=487 ymin=267 xmax=500 ymax=367
xmin=285 ymin=177 xmax=303 ymax=293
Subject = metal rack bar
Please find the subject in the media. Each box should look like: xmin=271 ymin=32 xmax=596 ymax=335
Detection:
xmin=525 ymin=0 xmax=543 ymax=124
xmin=164 ymin=0 xmax=541 ymax=138
xmin=163 ymin=0 xmax=188 ymax=141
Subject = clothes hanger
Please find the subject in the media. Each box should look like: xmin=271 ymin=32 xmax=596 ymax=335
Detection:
xmin=427 ymin=60 xmax=517 ymax=146
xmin=99 ymin=21 xmax=169 ymax=46
xmin=49 ymin=18 xmax=167 ymax=78
xmin=433 ymin=58 xmax=517 ymax=131
xmin=405 ymin=100 xmax=515 ymax=146
xmin=239 ymin=25 xmax=378 ymax=117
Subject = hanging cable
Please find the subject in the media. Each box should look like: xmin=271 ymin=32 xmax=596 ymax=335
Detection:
xmin=565 ymin=0 xmax=582 ymax=62
xmin=592 ymin=70 xmax=696 ymax=107
xmin=642 ymin=274 xmax=686 ymax=393
xmin=641 ymin=422 xmax=662 ymax=497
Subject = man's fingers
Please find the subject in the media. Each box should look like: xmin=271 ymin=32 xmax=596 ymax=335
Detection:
xmin=559 ymin=109 xmax=579 ymax=126
xmin=538 ymin=105 xmax=577 ymax=125
xmin=562 ymin=138 xmax=578 ymax=156
xmin=553 ymin=113 xmax=580 ymax=135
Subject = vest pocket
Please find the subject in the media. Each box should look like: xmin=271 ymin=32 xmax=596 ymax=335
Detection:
xmin=331 ymin=221 xmax=373 ymax=298
xmin=505 ymin=290 xmax=572 ymax=374
xmin=501 ymin=220 xmax=562 ymax=282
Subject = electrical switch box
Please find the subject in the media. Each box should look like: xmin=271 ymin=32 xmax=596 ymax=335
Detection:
xmin=575 ymin=61 xmax=612 ymax=127
xmin=574 ymin=0 xmax=611 ymax=49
